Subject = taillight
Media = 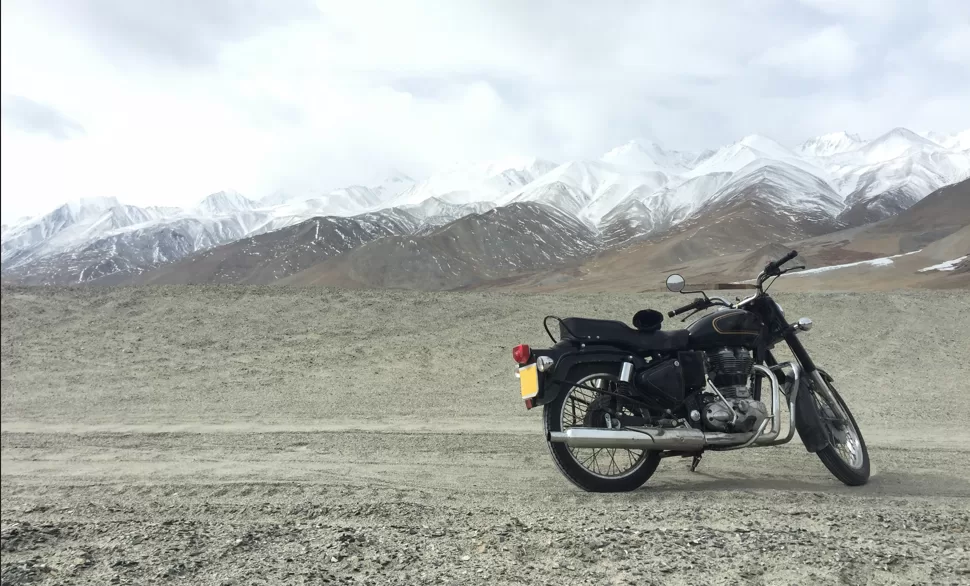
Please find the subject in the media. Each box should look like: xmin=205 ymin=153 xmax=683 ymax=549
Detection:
xmin=512 ymin=344 xmax=531 ymax=365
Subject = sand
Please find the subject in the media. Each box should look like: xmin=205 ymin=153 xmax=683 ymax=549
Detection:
xmin=2 ymin=286 xmax=969 ymax=585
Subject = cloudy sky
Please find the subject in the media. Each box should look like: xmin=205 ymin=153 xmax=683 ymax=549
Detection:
xmin=2 ymin=0 xmax=968 ymax=221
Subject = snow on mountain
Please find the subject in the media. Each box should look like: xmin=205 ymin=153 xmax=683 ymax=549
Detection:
xmin=258 ymin=189 xmax=298 ymax=207
xmin=919 ymin=130 xmax=970 ymax=151
xmin=797 ymin=132 xmax=867 ymax=157
xmin=952 ymin=129 xmax=970 ymax=151
xmin=707 ymin=161 xmax=844 ymax=217
xmin=601 ymin=140 xmax=693 ymax=173
xmin=600 ymin=162 xmax=841 ymax=248
xmin=389 ymin=156 xmax=557 ymax=208
xmin=371 ymin=173 xmax=416 ymax=201
xmin=837 ymin=147 xmax=970 ymax=225
xmin=685 ymin=135 xmax=826 ymax=180
xmin=192 ymin=190 xmax=257 ymax=216
xmin=858 ymin=127 xmax=941 ymax=163
xmin=124 ymin=211 xmax=418 ymax=286
xmin=5 ymin=126 xmax=969 ymax=286
xmin=501 ymin=160 xmax=669 ymax=225
xmin=816 ymin=128 xmax=970 ymax=225
xmin=943 ymin=129 xmax=969 ymax=151
xmin=400 ymin=197 xmax=494 ymax=225
xmin=603 ymin=172 xmax=734 ymax=234
xmin=1 ymin=197 xmax=179 ymax=269
xmin=278 ymin=202 xmax=601 ymax=290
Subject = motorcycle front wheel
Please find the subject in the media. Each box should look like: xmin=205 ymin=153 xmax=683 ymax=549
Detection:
xmin=543 ymin=363 xmax=662 ymax=492
xmin=808 ymin=375 xmax=871 ymax=486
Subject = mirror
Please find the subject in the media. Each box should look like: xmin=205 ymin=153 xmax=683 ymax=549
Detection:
xmin=665 ymin=274 xmax=686 ymax=293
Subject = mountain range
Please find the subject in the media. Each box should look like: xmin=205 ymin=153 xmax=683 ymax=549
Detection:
xmin=2 ymin=127 xmax=968 ymax=288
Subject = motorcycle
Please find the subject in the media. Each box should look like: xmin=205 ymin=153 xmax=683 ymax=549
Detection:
xmin=513 ymin=250 xmax=870 ymax=492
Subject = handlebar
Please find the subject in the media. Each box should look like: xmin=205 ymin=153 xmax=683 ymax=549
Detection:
xmin=665 ymin=251 xmax=799 ymax=321
xmin=764 ymin=250 xmax=798 ymax=276
xmin=668 ymin=297 xmax=706 ymax=318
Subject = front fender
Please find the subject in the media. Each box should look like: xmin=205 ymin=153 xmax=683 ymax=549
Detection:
xmin=794 ymin=369 xmax=834 ymax=453
xmin=532 ymin=345 xmax=648 ymax=407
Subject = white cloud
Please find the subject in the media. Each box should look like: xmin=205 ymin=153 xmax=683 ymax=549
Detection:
xmin=1 ymin=0 xmax=969 ymax=221
xmin=755 ymin=26 xmax=861 ymax=79
xmin=934 ymin=25 xmax=970 ymax=66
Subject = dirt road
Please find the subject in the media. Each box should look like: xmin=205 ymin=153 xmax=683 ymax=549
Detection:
xmin=2 ymin=287 xmax=969 ymax=585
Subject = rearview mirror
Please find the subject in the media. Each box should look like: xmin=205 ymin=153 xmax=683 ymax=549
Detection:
xmin=665 ymin=274 xmax=686 ymax=293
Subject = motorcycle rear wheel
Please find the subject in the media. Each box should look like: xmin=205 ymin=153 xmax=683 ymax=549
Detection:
xmin=543 ymin=363 xmax=662 ymax=492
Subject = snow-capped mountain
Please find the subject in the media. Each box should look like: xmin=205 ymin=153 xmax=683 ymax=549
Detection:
xmin=685 ymin=135 xmax=827 ymax=179
xmin=192 ymin=190 xmax=257 ymax=216
xmin=797 ymin=132 xmax=867 ymax=157
xmin=278 ymin=202 xmax=600 ymax=290
xmin=858 ymin=128 xmax=942 ymax=164
xmin=3 ymin=126 xmax=968 ymax=287
xmin=130 ymin=210 xmax=418 ymax=286
xmin=601 ymin=140 xmax=694 ymax=173
xmin=920 ymin=130 xmax=970 ymax=151
xmin=1 ymin=197 xmax=182 ymax=271
xmin=371 ymin=173 xmax=416 ymax=201
xmin=389 ymin=156 xmax=558 ymax=208
xmin=399 ymin=198 xmax=495 ymax=229
xmin=500 ymin=160 xmax=669 ymax=225
xmin=1 ymin=173 xmax=419 ymax=284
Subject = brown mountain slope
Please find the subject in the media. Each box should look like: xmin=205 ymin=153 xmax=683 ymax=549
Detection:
xmin=278 ymin=203 xmax=599 ymax=290
xmin=477 ymin=178 xmax=968 ymax=293
xmin=129 ymin=212 xmax=416 ymax=285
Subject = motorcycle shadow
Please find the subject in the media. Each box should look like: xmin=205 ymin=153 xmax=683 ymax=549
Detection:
xmin=639 ymin=470 xmax=968 ymax=498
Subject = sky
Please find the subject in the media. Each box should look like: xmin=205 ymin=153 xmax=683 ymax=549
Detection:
xmin=2 ymin=0 xmax=969 ymax=222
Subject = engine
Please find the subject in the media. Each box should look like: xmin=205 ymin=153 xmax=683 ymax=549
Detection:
xmin=701 ymin=347 xmax=768 ymax=433
xmin=707 ymin=347 xmax=753 ymax=398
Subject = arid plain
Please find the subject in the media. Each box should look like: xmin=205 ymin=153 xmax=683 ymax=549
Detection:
xmin=2 ymin=286 xmax=969 ymax=585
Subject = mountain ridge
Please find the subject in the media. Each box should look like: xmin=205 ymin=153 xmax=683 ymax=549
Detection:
xmin=3 ymin=126 xmax=969 ymax=287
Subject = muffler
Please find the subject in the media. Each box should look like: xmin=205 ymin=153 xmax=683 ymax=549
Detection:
xmin=548 ymin=427 xmax=707 ymax=450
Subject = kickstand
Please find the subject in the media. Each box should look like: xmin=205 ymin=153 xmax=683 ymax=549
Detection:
xmin=689 ymin=453 xmax=703 ymax=472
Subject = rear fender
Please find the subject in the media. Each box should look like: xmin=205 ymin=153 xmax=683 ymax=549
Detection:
xmin=794 ymin=369 xmax=834 ymax=453
xmin=532 ymin=345 xmax=649 ymax=407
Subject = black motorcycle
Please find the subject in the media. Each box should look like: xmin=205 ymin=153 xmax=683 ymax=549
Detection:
xmin=513 ymin=250 xmax=870 ymax=492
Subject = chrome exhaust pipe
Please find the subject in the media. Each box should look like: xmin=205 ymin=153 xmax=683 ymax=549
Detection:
xmin=548 ymin=427 xmax=706 ymax=450
xmin=548 ymin=427 xmax=761 ymax=450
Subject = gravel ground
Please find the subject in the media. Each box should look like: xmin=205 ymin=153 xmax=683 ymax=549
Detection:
xmin=2 ymin=286 xmax=969 ymax=585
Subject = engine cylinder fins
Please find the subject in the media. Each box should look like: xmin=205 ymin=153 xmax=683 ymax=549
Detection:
xmin=707 ymin=347 xmax=754 ymax=399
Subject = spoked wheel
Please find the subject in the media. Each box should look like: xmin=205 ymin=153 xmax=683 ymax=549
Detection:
xmin=807 ymin=374 xmax=870 ymax=486
xmin=543 ymin=364 xmax=661 ymax=492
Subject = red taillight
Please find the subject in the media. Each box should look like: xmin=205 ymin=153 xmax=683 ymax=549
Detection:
xmin=512 ymin=344 xmax=531 ymax=365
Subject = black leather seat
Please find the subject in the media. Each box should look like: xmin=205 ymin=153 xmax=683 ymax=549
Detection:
xmin=559 ymin=317 xmax=690 ymax=351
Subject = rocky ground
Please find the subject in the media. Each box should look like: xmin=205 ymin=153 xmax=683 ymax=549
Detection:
xmin=2 ymin=286 xmax=969 ymax=585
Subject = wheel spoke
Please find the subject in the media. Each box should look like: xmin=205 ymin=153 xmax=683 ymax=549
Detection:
xmin=811 ymin=385 xmax=864 ymax=470
xmin=558 ymin=374 xmax=648 ymax=479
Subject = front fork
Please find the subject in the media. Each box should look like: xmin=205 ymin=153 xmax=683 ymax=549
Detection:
xmin=784 ymin=332 xmax=850 ymax=423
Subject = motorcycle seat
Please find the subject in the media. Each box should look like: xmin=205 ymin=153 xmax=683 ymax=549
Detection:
xmin=559 ymin=317 xmax=690 ymax=351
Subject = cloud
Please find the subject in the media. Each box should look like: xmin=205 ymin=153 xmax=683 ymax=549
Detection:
xmin=1 ymin=0 xmax=969 ymax=221
xmin=23 ymin=0 xmax=319 ymax=68
xmin=1 ymin=95 xmax=86 ymax=140
xmin=755 ymin=26 xmax=861 ymax=79
xmin=933 ymin=24 xmax=970 ymax=66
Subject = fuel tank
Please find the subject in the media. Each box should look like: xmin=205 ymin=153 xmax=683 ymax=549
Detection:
xmin=687 ymin=308 xmax=764 ymax=349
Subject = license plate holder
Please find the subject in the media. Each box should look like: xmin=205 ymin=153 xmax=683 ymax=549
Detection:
xmin=519 ymin=364 xmax=539 ymax=400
